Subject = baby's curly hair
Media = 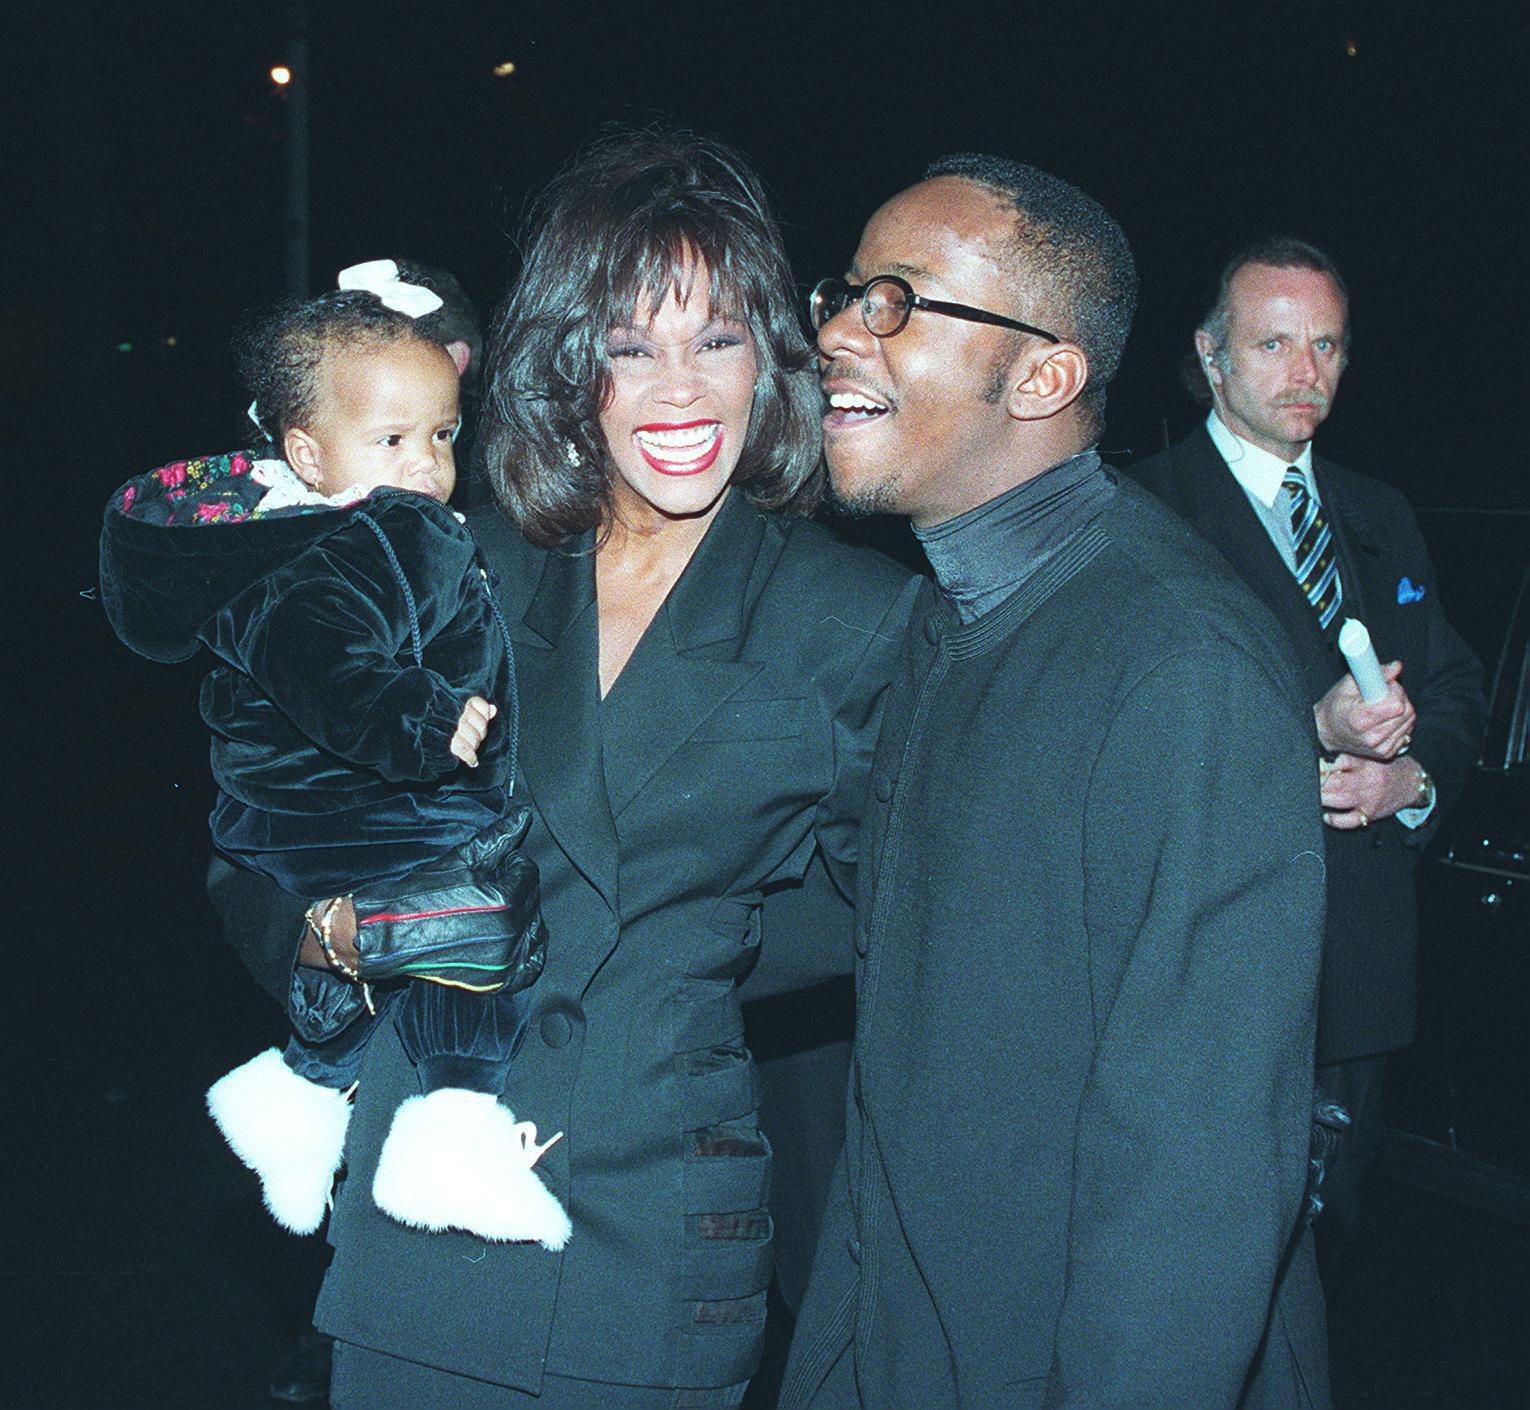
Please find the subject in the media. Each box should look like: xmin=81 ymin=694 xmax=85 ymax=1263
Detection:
xmin=236 ymin=291 xmax=428 ymax=441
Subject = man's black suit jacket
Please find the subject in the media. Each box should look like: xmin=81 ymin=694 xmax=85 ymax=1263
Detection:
xmin=1133 ymin=427 xmax=1485 ymax=1062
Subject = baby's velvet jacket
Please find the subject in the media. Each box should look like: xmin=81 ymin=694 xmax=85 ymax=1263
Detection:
xmin=100 ymin=448 xmax=513 ymax=897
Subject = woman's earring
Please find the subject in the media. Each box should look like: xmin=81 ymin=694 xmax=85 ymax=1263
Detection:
xmin=563 ymin=440 xmax=582 ymax=467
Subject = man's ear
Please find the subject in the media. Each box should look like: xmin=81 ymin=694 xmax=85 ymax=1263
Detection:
xmin=1194 ymin=330 xmax=1222 ymax=389
xmin=284 ymin=426 xmax=324 ymax=487
xmin=1004 ymin=342 xmax=1091 ymax=422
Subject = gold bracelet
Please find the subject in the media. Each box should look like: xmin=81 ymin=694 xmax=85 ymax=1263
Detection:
xmin=306 ymin=895 xmax=362 ymax=983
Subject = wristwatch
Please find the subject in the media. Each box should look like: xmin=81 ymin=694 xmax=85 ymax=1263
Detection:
xmin=1414 ymin=764 xmax=1435 ymax=810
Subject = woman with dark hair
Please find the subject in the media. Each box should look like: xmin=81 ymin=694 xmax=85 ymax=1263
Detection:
xmin=482 ymin=133 xmax=827 ymax=544
xmin=210 ymin=129 xmax=918 ymax=1407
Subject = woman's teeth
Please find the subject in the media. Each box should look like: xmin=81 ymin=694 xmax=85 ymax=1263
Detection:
xmin=634 ymin=424 xmax=721 ymax=461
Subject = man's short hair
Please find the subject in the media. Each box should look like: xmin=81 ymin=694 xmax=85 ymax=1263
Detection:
xmin=922 ymin=153 xmax=1138 ymax=423
xmin=1199 ymin=236 xmax=1350 ymax=368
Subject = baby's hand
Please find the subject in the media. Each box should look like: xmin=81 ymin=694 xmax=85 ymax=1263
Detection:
xmin=450 ymin=696 xmax=497 ymax=768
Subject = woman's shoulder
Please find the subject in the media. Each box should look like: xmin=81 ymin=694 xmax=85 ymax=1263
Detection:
xmin=751 ymin=513 xmax=921 ymax=703
xmin=460 ymin=503 xmax=571 ymax=625
xmin=465 ymin=502 xmax=538 ymax=563
xmin=463 ymin=503 xmax=546 ymax=586
xmin=767 ymin=512 xmax=920 ymax=618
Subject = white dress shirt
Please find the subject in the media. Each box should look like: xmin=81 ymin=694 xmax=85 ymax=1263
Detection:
xmin=1204 ymin=411 xmax=1316 ymax=573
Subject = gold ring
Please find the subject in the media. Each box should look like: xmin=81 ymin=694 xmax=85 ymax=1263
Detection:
xmin=1358 ymin=810 xmax=1369 ymax=829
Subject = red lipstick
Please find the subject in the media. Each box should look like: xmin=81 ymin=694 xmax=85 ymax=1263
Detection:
xmin=633 ymin=421 xmax=725 ymax=476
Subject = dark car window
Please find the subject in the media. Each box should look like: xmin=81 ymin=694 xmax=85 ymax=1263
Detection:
xmin=1484 ymin=569 xmax=1529 ymax=770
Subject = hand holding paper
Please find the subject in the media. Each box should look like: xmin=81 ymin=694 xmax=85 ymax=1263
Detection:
xmin=1314 ymin=624 xmax=1416 ymax=760
xmin=1338 ymin=618 xmax=1388 ymax=703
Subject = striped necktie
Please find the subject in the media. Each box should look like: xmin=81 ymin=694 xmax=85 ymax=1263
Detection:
xmin=1283 ymin=468 xmax=1343 ymax=629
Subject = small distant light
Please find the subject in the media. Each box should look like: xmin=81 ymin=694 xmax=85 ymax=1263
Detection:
xmin=1345 ymin=39 xmax=1358 ymax=57
xmin=116 ymin=342 xmax=133 ymax=353
xmin=270 ymin=64 xmax=293 ymax=86
xmin=492 ymin=60 xmax=517 ymax=77
xmin=164 ymin=335 xmax=178 ymax=347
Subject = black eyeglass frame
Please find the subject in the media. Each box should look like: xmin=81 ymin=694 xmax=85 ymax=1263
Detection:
xmin=809 ymin=274 xmax=1060 ymax=344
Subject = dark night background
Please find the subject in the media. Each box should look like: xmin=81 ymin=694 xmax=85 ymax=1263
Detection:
xmin=8 ymin=3 xmax=1528 ymax=1406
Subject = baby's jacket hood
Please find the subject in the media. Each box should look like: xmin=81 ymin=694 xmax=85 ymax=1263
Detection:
xmin=100 ymin=448 xmax=361 ymax=663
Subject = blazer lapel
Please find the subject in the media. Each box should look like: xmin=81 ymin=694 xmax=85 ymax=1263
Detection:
xmin=599 ymin=491 xmax=769 ymax=818
xmin=512 ymin=539 xmax=622 ymax=913
xmin=1176 ymin=429 xmax=1334 ymax=658
xmin=1313 ymin=457 xmax=1375 ymax=628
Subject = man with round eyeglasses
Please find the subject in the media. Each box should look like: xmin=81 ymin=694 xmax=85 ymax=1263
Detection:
xmin=781 ymin=156 xmax=1331 ymax=1408
xmin=810 ymin=273 xmax=1063 ymax=344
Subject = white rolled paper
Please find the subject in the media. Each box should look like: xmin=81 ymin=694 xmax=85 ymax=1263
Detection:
xmin=1338 ymin=617 xmax=1388 ymax=702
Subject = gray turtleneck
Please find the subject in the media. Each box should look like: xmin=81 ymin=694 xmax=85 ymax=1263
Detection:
xmin=913 ymin=447 xmax=1115 ymax=622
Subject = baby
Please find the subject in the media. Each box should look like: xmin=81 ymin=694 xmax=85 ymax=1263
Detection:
xmin=101 ymin=263 xmax=570 ymax=1249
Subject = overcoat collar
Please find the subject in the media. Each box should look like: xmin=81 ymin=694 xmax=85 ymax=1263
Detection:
xmin=511 ymin=489 xmax=771 ymax=911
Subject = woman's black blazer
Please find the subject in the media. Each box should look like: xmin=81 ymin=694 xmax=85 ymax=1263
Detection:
xmin=311 ymin=490 xmax=918 ymax=1394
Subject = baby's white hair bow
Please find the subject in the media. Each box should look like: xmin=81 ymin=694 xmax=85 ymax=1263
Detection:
xmin=336 ymin=259 xmax=444 ymax=318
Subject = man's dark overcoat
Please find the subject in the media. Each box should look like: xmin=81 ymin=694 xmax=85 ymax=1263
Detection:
xmin=210 ymin=488 xmax=920 ymax=1399
xmin=1132 ymin=428 xmax=1485 ymax=1062
xmin=782 ymin=478 xmax=1329 ymax=1409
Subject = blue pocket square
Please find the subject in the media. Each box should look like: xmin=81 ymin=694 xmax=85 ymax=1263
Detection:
xmin=1397 ymin=576 xmax=1427 ymax=604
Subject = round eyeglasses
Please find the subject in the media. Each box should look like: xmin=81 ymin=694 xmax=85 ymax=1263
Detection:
xmin=808 ymin=274 xmax=1060 ymax=344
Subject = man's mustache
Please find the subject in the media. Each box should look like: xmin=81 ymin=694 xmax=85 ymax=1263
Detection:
xmin=1275 ymin=389 xmax=1331 ymax=414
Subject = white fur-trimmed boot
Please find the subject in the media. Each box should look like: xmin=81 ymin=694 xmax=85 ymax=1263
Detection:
xmin=206 ymin=1047 xmax=353 ymax=1235
xmin=371 ymin=1089 xmax=571 ymax=1249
